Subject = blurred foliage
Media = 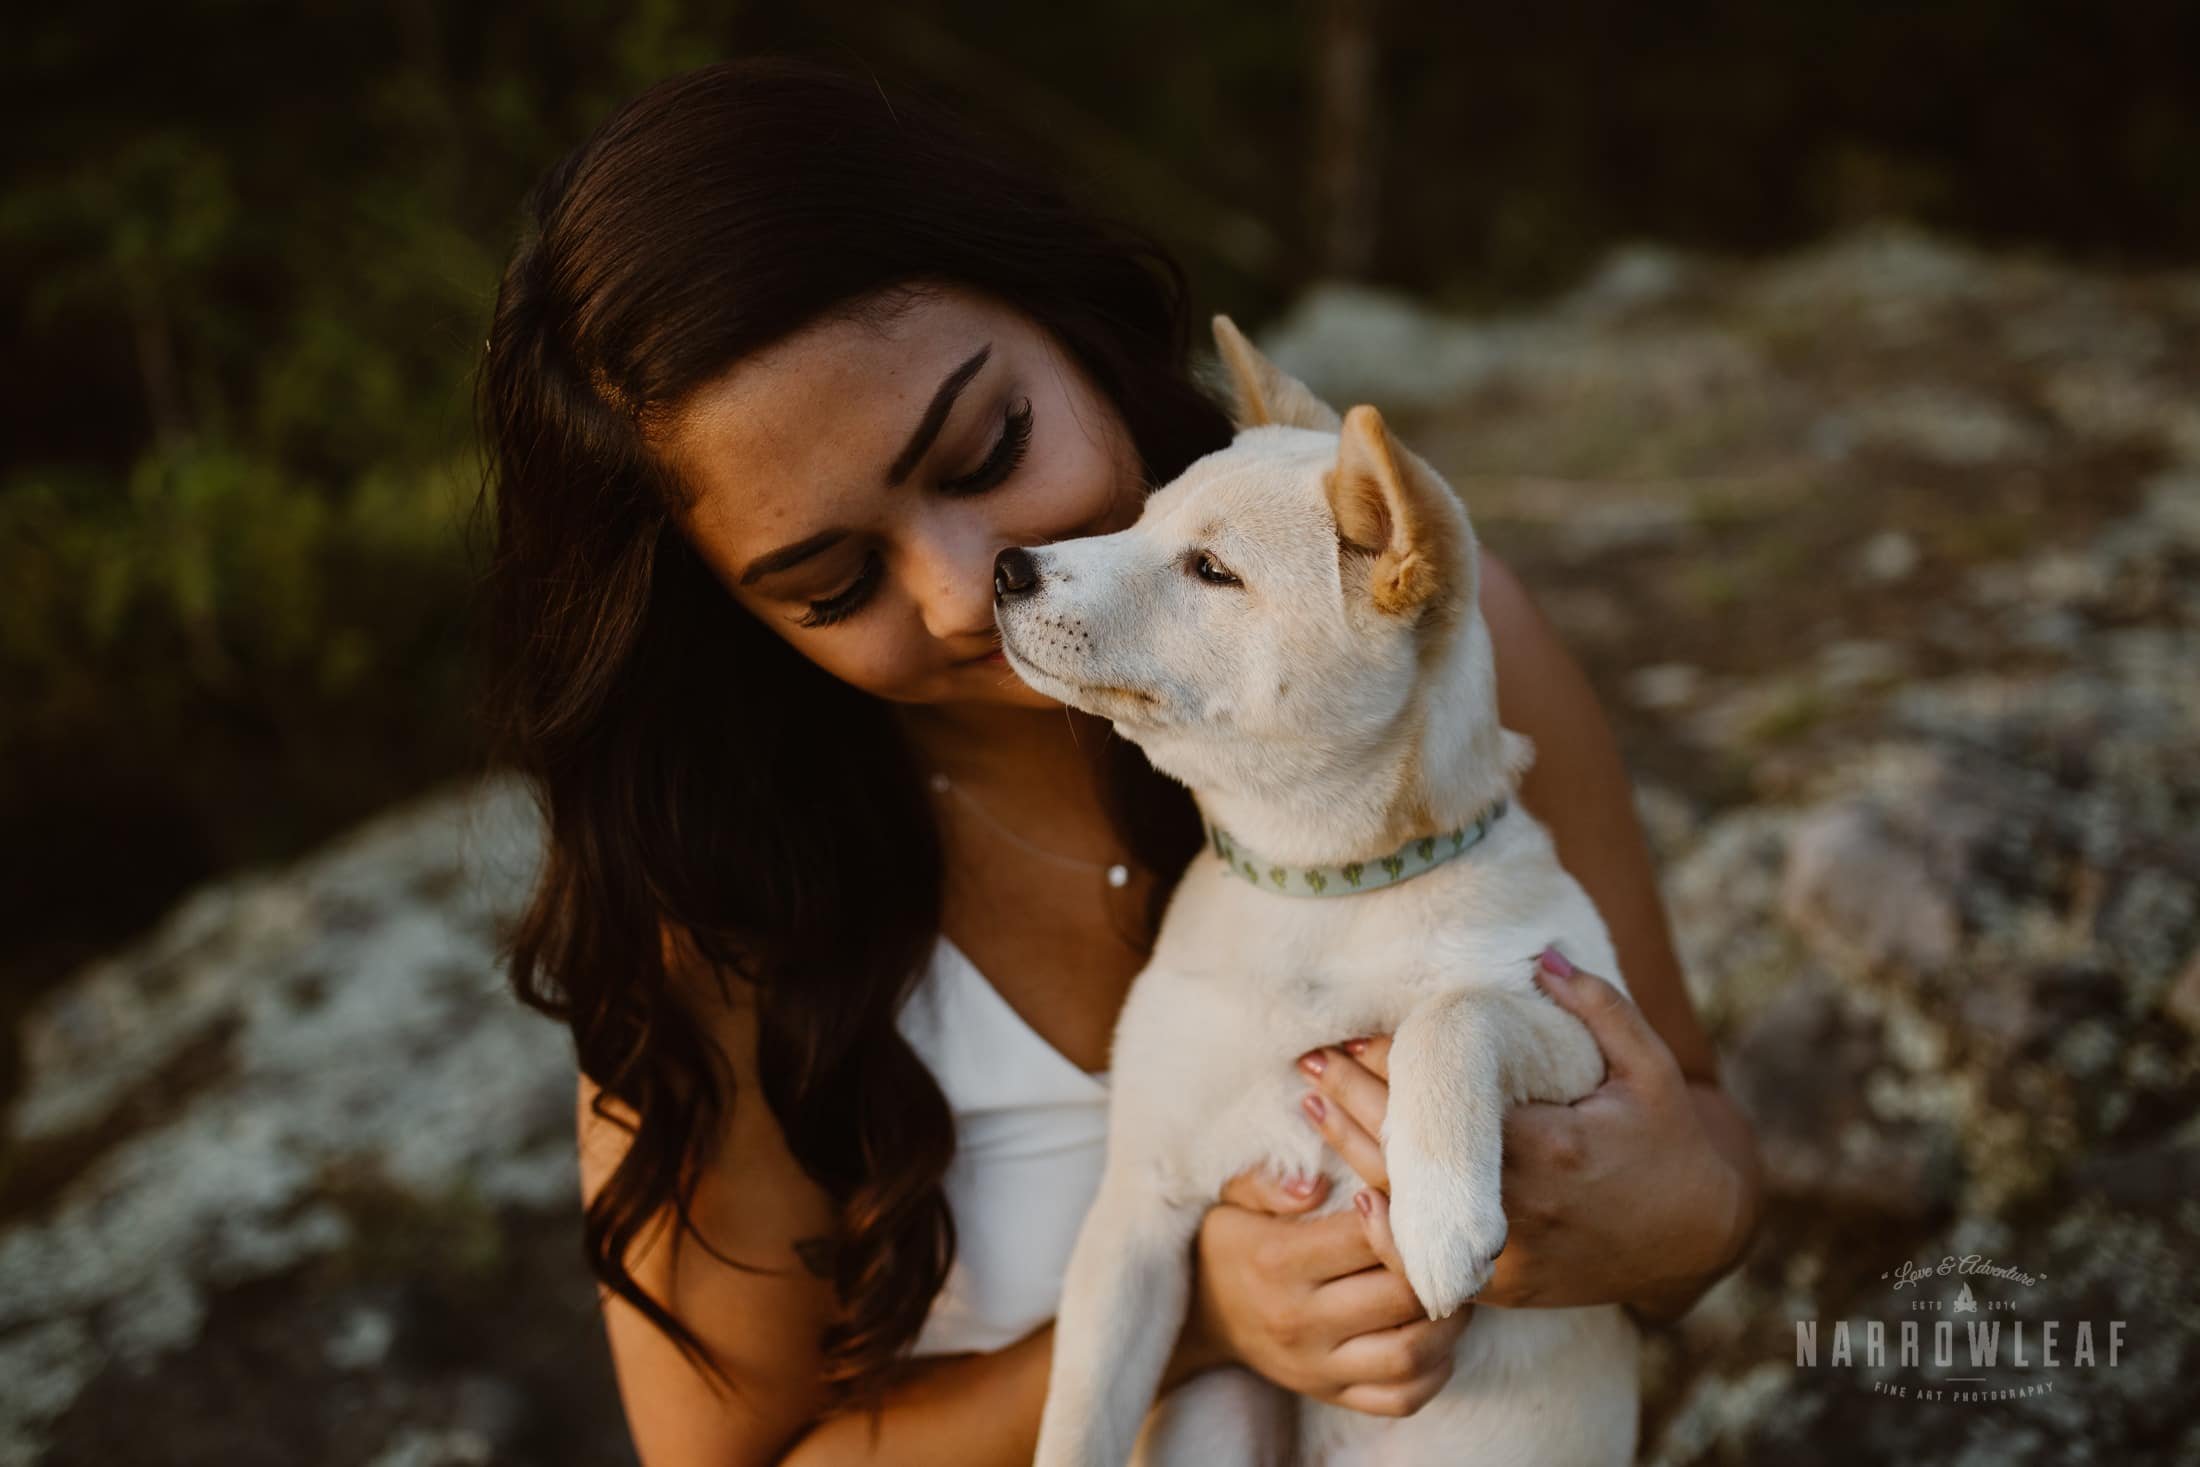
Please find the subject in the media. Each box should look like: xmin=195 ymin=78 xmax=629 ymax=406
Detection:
xmin=0 ymin=3 xmax=727 ymax=1012
xmin=2 ymin=0 xmax=2197 ymax=1011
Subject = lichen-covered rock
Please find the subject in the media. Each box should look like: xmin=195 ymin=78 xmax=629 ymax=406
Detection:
xmin=0 ymin=778 xmax=635 ymax=1467
xmin=1779 ymin=802 xmax=1962 ymax=976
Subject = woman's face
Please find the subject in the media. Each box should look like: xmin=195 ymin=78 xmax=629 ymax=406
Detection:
xmin=657 ymin=284 xmax=1147 ymax=710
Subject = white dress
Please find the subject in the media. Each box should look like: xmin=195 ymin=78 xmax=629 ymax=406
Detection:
xmin=893 ymin=933 xmax=1112 ymax=1357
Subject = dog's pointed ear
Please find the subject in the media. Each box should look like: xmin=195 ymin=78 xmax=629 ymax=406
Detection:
xmin=1212 ymin=315 xmax=1342 ymax=432
xmin=1327 ymin=405 xmax=1450 ymax=616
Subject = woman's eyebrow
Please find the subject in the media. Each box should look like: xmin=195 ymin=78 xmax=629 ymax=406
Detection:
xmin=885 ymin=342 xmax=990 ymax=485
xmin=737 ymin=342 xmax=993 ymax=589
xmin=738 ymin=528 xmax=846 ymax=588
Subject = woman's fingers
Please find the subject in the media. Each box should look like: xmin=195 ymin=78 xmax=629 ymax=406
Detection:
xmin=1319 ymin=1196 xmax=1475 ymax=1420
xmin=1333 ymin=1370 xmax=1455 ymax=1420
xmin=1352 ymin=1186 xmax=1413 ymax=1284
xmin=1328 ymin=1316 xmax=1461 ymax=1404
xmin=1298 ymin=1048 xmax=1390 ymax=1191
xmin=1341 ymin=1032 xmax=1393 ymax=1079
xmin=1306 ymin=1267 xmax=1417 ymax=1331
xmin=1218 ymin=1162 xmax=1332 ymax=1216
xmin=1300 ymin=1091 xmax=1388 ymax=1192
xmin=1328 ymin=1309 xmax=1463 ymax=1419
xmin=1305 ymin=1259 xmax=1428 ymax=1337
xmin=1299 ymin=1047 xmax=1391 ymax=1139
xmin=1532 ymin=946 xmax=1677 ymax=1092
xmin=1273 ymin=1206 xmax=1387 ymax=1282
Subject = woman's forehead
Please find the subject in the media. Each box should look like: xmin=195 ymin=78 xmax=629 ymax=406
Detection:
xmin=660 ymin=286 xmax=1025 ymax=541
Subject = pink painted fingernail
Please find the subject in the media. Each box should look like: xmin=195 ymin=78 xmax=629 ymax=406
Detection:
xmin=1297 ymin=1050 xmax=1326 ymax=1077
xmin=1354 ymin=1190 xmax=1373 ymax=1217
xmin=1283 ymin=1172 xmax=1316 ymax=1197
xmin=1342 ymin=1037 xmax=1369 ymax=1056
xmin=1539 ymin=946 xmax=1574 ymax=980
xmin=1301 ymin=1093 xmax=1326 ymax=1123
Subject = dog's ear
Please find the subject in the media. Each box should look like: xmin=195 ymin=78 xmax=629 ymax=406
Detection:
xmin=1211 ymin=315 xmax=1343 ymax=432
xmin=1327 ymin=405 xmax=1451 ymax=616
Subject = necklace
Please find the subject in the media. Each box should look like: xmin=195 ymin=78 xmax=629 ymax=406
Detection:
xmin=927 ymin=770 xmax=1133 ymax=890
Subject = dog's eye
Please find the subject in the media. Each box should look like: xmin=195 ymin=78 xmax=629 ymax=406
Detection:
xmin=1191 ymin=552 xmax=1242 ymax=588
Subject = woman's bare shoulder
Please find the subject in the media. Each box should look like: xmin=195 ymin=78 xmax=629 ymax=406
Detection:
xmin=586 ymin=923 xmax=838 ymax=1257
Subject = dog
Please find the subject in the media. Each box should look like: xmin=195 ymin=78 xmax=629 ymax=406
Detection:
xmin=994 ymin=318 xmax=1641 ymax=1467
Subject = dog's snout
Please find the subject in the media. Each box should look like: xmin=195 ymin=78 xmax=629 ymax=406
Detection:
xmin=993 ymin=546 xmax=1042 ymax=603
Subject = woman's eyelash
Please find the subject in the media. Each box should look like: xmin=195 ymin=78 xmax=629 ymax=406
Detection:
xmin=940 ymin=397 xmax=1034 ymax=494
xmin=799 ymin=551 xmax=881 ymax=628
xmin=798 ymin=399 xmax=1035 ymax=629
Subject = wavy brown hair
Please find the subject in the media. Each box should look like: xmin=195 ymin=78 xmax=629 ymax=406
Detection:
xmin=474 ymin=58 xmax=1228 ymax=1414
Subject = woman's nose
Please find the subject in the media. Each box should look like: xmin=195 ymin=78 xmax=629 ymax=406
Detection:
xmin=993 ymin=547 xmax=1042 ymax=601
xmin=905 ymin=513 xmax=1008 ymax=643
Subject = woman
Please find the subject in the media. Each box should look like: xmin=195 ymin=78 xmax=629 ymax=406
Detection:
xmin=479 ymin=57 xmax=1763 ymax=1467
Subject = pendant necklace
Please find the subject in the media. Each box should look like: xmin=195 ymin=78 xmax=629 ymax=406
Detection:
xmin=927 ymin=771 xmax=1134 ymax=891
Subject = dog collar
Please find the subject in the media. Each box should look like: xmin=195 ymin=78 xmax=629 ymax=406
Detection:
xmin=1205 ymin=798 xmax=1509 ymax=897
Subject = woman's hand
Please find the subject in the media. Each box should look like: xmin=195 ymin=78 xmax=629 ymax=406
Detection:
xmin=1295 ymin=950 xmax=1754 ymax=1317
xmin=1166 ymin=1164 xmax=1473 ymax=1417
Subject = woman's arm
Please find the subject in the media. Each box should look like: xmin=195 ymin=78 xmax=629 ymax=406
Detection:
xmin=587 ymin=960 xmax=1086 ymax=1467
xmin=1478 ymin=549 xmax=1764 ymax=1315
xmin=1480 ymin=550 xmax=1717 ymax=1085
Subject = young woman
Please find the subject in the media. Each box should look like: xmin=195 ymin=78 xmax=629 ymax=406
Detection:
xmin=479 ymin=58 xmax=1763 ymax=1467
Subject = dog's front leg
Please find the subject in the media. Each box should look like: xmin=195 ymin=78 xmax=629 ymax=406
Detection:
xmin=1035 ymin=1164 xmax=1205 ymax=1467
xmin=1382 ymin=985 xmax=1606 ymax=1319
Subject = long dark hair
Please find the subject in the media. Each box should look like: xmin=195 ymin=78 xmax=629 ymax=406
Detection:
xmin=475 ymin=57 xmax=1229 ymax=1412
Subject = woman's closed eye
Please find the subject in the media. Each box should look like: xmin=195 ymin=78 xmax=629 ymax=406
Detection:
xmin=797 ymin=397 xmax=1037 ymax=629
xmin=941 ymin=396 xmax=1033 ymax=495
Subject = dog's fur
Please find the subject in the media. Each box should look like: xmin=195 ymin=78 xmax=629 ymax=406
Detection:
xmin=998 ymin=319 xmax=1640 ymax=1466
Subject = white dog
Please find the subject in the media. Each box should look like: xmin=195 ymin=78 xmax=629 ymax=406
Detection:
xmin=996 ymin=319 xmax=1641 ymax=1467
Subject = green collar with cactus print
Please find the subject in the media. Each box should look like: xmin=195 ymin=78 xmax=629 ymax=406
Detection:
xmin=1206 ymin=798 xmax=1510 ymax=898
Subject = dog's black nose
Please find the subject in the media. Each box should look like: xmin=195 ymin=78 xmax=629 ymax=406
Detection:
xmin=993 ymin=546 xmax=1042 ymax=602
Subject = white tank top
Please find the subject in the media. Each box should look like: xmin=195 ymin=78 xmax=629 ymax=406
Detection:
xmin=893 ymin=934 xmax=1111 ymax=1357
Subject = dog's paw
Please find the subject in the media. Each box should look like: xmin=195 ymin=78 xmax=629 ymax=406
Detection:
xmin=1386 ymin=1151 xmax=1508 ymax=1320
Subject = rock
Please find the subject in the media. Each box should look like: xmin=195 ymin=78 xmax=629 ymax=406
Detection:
xmin=1957 ymin=961 xmax=2121 ymax=1064
xmin=2167 ymin=952 xmax=2200 ymax=1036
xmin=1255 ymin=279 xmax=1762 ymax=421
xmin=1664 ymin=809 xmax=1803 ymax=1033
xmin=0 ymin=777 xmax=629 ymax=1466
xmin=1811 ymin=385 xmax=2047 ymax=466
xmin=1632 ymin=780 xmax=1702 ymax=866
xmin=1742 ymin=225 xmax=1998 ymax=318
xmin=323 ymin=1304 xmax=398 ymax=1371
xmin=1779 ymin=802 xmax=1962 ymax=976
xmin=1814 ymin=639 xmax=1908 ymax=699
xmin=1563 ymin=242 xmax=1694 ymax=317
xmin=1725 ymin=972 xmax=1963 ymax=1218
xmin=1856 ymin=529 xmax=1921 ymax=583
xmin=1255 ymin=280 xmax=1513 ymax=410
xmin=1628 ymin=662 xmax=1703 ymax=712
xmin=363 ymin=1426 xmax=494 ymax=1467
